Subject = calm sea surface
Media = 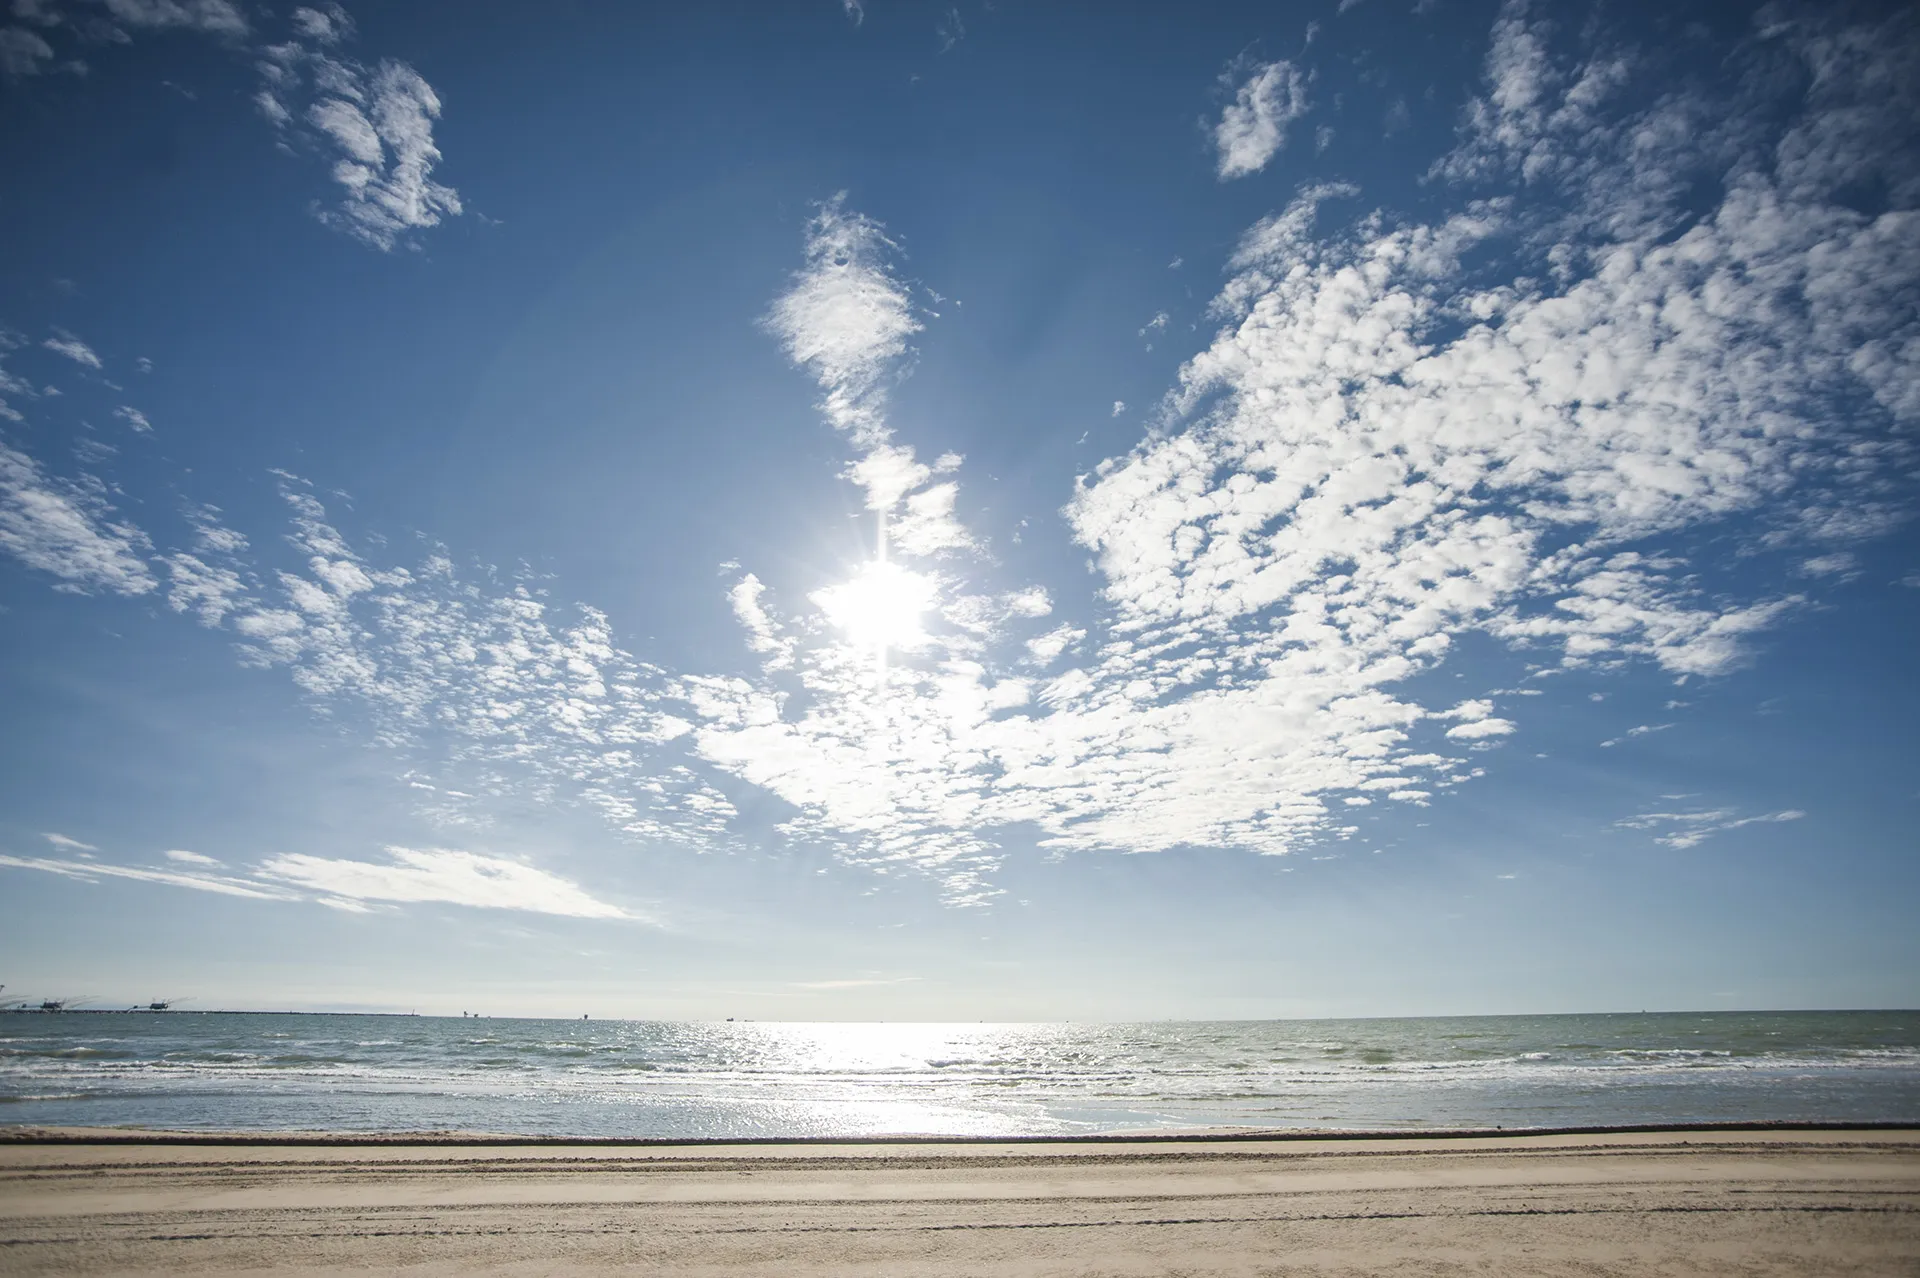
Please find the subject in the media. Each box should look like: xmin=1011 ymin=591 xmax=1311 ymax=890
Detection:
xmin=2 ymin=1011 xmax=1915 ymax=1138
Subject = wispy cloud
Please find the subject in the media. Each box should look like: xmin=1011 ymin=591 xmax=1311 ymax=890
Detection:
xmin=256 ymin=17 xmax=463 ymax=251
xmin=91 ymin=0 xmax=249 ymax=37
xmin=1 ymin=0 xmax=247 ymax=80
xmin=762 ymin=195 xmax=921 ymax=451
xmin=1446 ymin=718 xmax=1517 ymax=741
xmin=256 ymin=846 xmax=634 ymax=918
xmin=145 ymin=480 xmax=735 ymax=852
xmin=42 ymin=332 xmax=101 ymax=368
xmin=0 ymin=441 xmax=157 ymax=595
xmin=0 ymin=337 xmax=32 ymax=421
xmin=289 ymin=2 xmax=351 ymax=43
xmin=2 ymin=3 xmax=458 ymax=248
xmin=0 ymin=26 xmax=58 ymax=77
xmin=936 ymin=6 xmax=964 ymax=53
xmin=760 ymin=195 xmax=975 ymax=559
xmin=1618 ymin=808 xmax=1806 ymax=850
xmin=1799 ymin=552 xmax=1857 ymax=578
xmin=0 ymin=4 xmax=1911 ymax=913
xmin=6 ymin=837 xmax=630 ymax=918
xmin=164 ymin=848 xmax=221 ymax=865
xmin=43 ymin=832 xmax=98 ymax=853
xmin=681 ymin=6 xmax=1917 ymax=894
xmin=0 ymin=853 xmax=300 ymax=901
xmin=1600 ymin=723 xmax=1674 ymax=748
xmin=791 ymin=976 xmax=921 ymax=990
xmin=1025 ymin=624 xmax=1083 ymax=665
xmin=1214 ymin=59 xmax=1310 ymax=179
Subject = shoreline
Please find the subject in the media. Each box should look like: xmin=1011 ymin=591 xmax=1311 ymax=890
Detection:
xmin=7 ymin=1006 xmax=1919 ymax=1012
xmin=3 ymin=1118 xmax=1918 ymax=1146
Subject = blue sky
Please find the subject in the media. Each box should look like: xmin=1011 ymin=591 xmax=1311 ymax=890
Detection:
xmin=1 ymin=0 xmax=1916 ymax=1019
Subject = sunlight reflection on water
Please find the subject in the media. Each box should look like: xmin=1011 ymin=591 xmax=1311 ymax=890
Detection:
xmin=3 ymin=1013 xmax=1916 ymax=1137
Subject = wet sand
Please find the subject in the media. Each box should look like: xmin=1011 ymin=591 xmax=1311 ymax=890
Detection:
xmin=1 ymin=1128 xmax=1916 ymax=1275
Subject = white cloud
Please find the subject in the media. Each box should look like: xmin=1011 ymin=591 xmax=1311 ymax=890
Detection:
xmin=730 ymin=573 xmax=794 ymax=668
xmin=762 ymin=196 xmax=974 ymax=557
xmin=256 ymin=846 xmax=632 ymax=919
xmin=936 ymin=6 xmax=963 ymax=53
xmin=3 ymin=426 xmax=739 ymax=882
xmin=892 ymin=480 xmax=972 ymax=556
xmin=163 ymin=552 xmax=248 ymax=624
xmin=113 ymin=405 xmax=152 ymax=432
xmin=256 ymin=16 xmax=461 ymax=250
xmin=91 ymin=0 xmax=248 ymax=36
xmin=676 ymin=9 xmax=1918 ymax=896
xmin=0 ymin=853 xmax=299 ymax=900
xmin=1799 ymin=552 xmax=1857 ymax=577
xmin=290 ymin=3 xmax=351 ymax=43
xmin=145 ymin=480 xmax=738 ymax=853
xmin=3 ymin=4 xmax=460 ymax=251
xmin=846 ymin=443 xmax=928 ymax=511
xmin=1 ymin=5 xmax=1910 ymax=912
xmin=763 ymin=195 xmax=920 ymax=450
xmin=315 ymin=63 xmax=461 ymax=249
xmin=43 ymin=832 xmax=97 ymax=852
xmin=0 ymin=26 xmax=56 ymax=76
xmin=164 ymin=848 xmax=220 ymax=865
xmin=1214 ymin=59 xmax=1310 ymax=180
xmin=6 ymin=829 xmax=630 ymax=922
xmin=1 ymin=0 xmax=248 ymax=79
xmin=1025 ymin=624 xmax=1084 ymax=664
xmin=841 ymin=0 xmax=862 ymax=26
xmin=42 ymin=332 xmax=101 ymax=368
xmin=0 ymin=441 xmax=157 ymax=595
xmin=1618 ymin=807 xmax=1806 ymax=850
xmin=1600 ymin=721 xmax=1674 ymax=747
xmin=9 ymin=1 xmax=62 ymax=27
xmin=1111 ymin=400 xmax=1126 ymax=417
xmin=1445 ymin=718 xmax=1516 ymax=741
xmin=0 ymin=340 xmax=31 ymax=421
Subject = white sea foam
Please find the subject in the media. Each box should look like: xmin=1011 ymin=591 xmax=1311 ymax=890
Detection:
xmin=2 ymin=1012 xmax=1915 ymax=1136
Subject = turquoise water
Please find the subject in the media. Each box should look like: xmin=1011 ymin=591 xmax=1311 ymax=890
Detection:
xmin=2 ymin=1011 xmax=1915 ymax=1138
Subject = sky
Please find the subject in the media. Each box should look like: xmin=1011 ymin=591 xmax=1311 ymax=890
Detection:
xmin=0 ymin=0 xmax=1916 ymax=1020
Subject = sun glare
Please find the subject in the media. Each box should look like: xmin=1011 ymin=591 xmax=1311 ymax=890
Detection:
xmin=814 ymin=560 xmax=937 ymax=654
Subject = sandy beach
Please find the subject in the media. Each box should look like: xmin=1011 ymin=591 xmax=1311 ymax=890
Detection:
xmin=0 ymin=1128 xmax=1914 ymax=1275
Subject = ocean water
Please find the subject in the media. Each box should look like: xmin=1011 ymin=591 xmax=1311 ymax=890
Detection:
xmin=2 ymin=1011 xmax=1916 ymax=1139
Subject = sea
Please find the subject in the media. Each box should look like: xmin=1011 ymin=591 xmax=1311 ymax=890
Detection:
xmin=2 ymin=1011 xmax=1916 ymax=1139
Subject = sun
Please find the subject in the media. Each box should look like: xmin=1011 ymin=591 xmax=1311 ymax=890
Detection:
xmin=814 ymin=560 xmax=937 ymax=654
